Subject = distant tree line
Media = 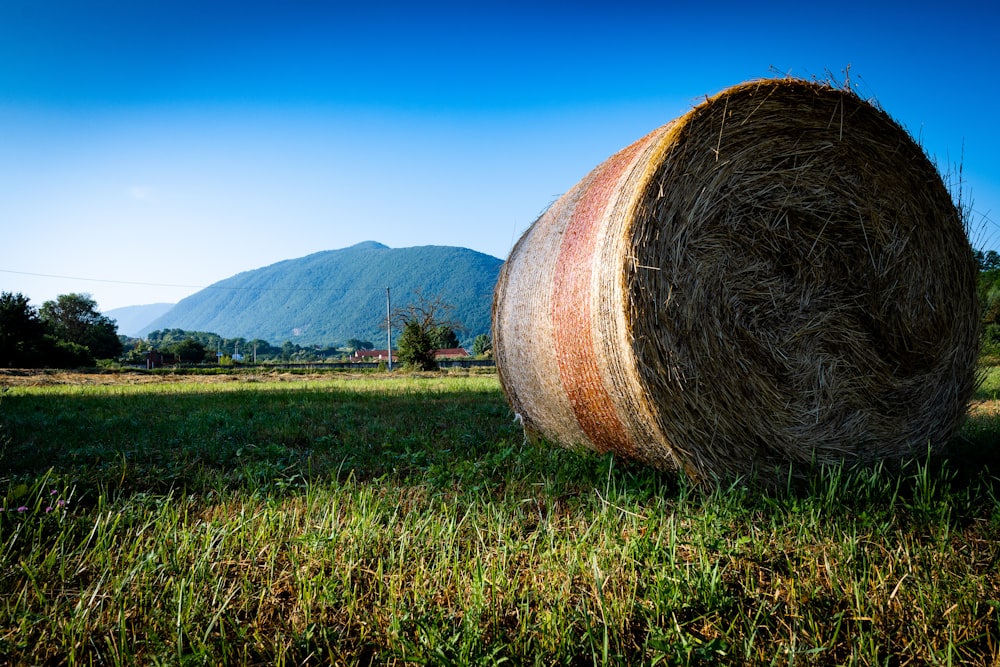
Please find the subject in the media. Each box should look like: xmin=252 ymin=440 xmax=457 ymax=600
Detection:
xmin=976 ymin=249 xmax=1000 ymax=355
xmin=123 ymin=329 xmax=372 ymax=365
xmin=2 ymin=289 xmax=492 ymax=370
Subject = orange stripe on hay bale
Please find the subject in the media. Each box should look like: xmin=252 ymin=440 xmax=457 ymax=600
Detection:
xmin=493 ymin=78 xmax=981 ymax=485
xmin=551 ymin=131 xmax=655 ymax=456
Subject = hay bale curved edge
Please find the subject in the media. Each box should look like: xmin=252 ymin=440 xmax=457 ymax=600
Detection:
xmin=492 ymin=77 xmax=981 ymax=485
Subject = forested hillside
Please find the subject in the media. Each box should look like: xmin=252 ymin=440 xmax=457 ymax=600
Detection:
xmin=139 ymin=242 xmax=502 ymax=346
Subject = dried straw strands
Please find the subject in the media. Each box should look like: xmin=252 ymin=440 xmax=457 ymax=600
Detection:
xmin=492 ymin=78 xmax=980 ymax=485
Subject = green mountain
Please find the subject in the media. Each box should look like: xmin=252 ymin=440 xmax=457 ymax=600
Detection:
xmin=138 ymin=242 xmax=503 ymax=347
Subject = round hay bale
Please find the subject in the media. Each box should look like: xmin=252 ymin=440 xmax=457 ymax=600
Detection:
xmin=492 ymin=77 xmax=980 ymax=485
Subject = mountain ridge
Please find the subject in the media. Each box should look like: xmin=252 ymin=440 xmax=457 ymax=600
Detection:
xmin=137 ymin=242 xmax=503 ymax=346
xmin=104 ymin=303 xmax=175 ymax=337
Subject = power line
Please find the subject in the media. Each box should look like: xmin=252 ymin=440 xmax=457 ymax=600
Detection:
xmin=0 ymin=268 xmax=205 ymax=289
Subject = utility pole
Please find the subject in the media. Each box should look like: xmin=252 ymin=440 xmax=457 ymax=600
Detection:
xmin=386 ymin=287 xmax=393 ymax=371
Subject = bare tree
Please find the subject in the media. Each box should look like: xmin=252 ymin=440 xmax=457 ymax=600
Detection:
xmin=388 ymin=290 xmax=463 ymax=370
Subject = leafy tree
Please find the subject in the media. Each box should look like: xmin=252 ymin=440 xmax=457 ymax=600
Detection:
xmin=389 ymin=291 xmax=462 ymax=371
xmin=39 ymin=293 xmax=122 ymax=360
xmin=0 ymin=292 xmax=47 ymax=367
xmin=344 ymin=338 xmax=375 ymax=353
xmin=429 ymin=325 xmax=460 ymax=350
xmin=247 ymin=339 xmax=275 ymax=360
xmin=977 ymin=251 xmax=1000 ymax=325
xmin=976 ymin=249 xmax=1000 ymax=356
xmin=397 ymin=320 xmax=438 ymax=370
xmin=147 ymin=329 xmax=188 ymax=347
xmin=976 ymin=249 xmax=1000 ymax=273
xmin=168 ymin=338 xmax=207 ymax=363
xmin=45 ymin=337 xmax=94 ymax=367
xmin=472 ymin=333 xmax=493 ymax=357
xmin=120 ymin=338 xmax=155 ymax=366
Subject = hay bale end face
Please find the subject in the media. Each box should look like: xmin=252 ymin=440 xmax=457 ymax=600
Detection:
xmin=492 ymin=78 xmax=980 ymax=484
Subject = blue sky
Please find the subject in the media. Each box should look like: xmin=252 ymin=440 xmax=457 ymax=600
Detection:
xmin=1 ymin=0 xmax=997 ymax=312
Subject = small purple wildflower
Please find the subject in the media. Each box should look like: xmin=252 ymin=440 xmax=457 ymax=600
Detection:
xmin=0 ymin=489 xmax=69 ymax=518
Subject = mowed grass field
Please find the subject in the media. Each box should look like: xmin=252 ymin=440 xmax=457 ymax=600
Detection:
xmin=1 ymin=367 xmax=999 ymax=666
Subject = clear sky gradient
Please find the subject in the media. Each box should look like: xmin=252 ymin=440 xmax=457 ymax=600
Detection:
xmin=2 ymin=0 xmax=997 ymax=311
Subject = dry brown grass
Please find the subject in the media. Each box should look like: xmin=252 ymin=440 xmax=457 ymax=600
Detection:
xmin=0 ymin=368 xmax=366 ymax=386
